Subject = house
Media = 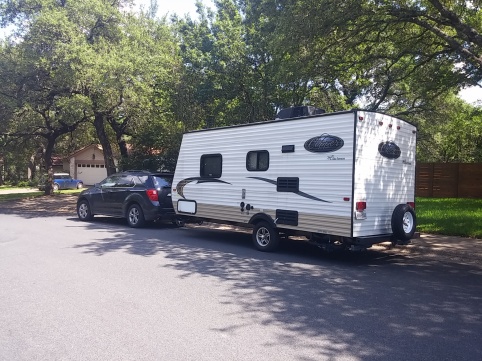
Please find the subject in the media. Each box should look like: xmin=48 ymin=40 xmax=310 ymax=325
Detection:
xmin=68 ymin=145 xmax=118 ymax=185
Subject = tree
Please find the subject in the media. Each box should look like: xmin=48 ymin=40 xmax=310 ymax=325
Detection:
xmin=276 ymin=0 xmax=482 ymax=108
xmin=0 ymin=6 xmax=91 ymax=193
xmin=1 ymin=0 xmax=182 ymax=179
xmin=412 ymin=94 xmax=482 ymax=162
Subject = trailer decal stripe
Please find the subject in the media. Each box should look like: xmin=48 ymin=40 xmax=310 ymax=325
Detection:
xmin=247 ymin=177 xmax=332 ymax=203
xmin=176 ymin=177 xmax=231 ymax=199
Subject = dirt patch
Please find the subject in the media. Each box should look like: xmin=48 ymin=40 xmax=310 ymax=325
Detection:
xmin=0 ymin=194 xmax=78 ymax=218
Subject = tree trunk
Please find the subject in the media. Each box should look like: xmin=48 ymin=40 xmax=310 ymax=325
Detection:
xmin=28 ymin=154 xmax=36 ymax=180
xmin=43 ymin=140 xmax=55 ymax=196
xmin=118 ymin=138 xmax=128 ymax=159
xmin=93 ymin=112 xmax=117 ymax=176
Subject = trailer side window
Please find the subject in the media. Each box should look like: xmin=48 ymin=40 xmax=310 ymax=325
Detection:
xmin=200 ymin=154 xmax=222 ymax=178
xmin=246 ymin=151 xmax=269 ymax=171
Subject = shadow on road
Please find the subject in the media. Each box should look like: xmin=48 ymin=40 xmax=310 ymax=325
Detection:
xmin=69 ymin=217 xmax=482 ymax=361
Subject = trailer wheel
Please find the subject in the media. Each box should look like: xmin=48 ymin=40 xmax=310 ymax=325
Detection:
xmin=252 ymin=221 xmax=280 ymax=252
xmin=391 ymin=204 xmax=416 ymax=242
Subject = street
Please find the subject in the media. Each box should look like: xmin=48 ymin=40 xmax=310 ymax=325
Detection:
xmin=0 ymin=212 xmax=481 ymax=361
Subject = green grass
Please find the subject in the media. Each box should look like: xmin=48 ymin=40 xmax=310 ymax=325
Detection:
xmin=0 ymin=188 xmax=83 ymax=202
xmin=416 ymin=197 xmax=482 ymax=239
xmin=0 ymin=185 xmax=22 ymax=190
xmin=0 ymin=191 xmax=44 ymax=202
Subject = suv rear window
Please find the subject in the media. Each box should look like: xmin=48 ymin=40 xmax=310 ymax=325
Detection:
xmin=153 ymin=175 xmax=172 ymax=189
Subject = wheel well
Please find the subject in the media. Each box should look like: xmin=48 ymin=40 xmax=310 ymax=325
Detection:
xmin=124 ymin=201 xmax=140 ymax=217
xmin=77 ymin=197 xmax=92 ymax=213
xmin=249 ymin=213 xmax=276 ymax=227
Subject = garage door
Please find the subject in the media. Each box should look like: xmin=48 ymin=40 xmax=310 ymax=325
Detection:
xmin=77 ymin=163 xmax=108 ymax=185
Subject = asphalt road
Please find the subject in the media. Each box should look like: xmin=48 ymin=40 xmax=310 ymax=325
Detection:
xmin=0 ymin=212 xmax=481 ymax=361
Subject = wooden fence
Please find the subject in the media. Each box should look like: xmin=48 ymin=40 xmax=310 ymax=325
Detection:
xmin=416 ymin=163 xmax=482 ymax=198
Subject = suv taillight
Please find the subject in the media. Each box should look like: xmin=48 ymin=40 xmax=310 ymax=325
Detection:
xmin=146 ymin=189 xmax=158 ymax=202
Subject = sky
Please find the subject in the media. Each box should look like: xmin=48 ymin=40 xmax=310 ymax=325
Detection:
xmin=134 ymin=0 xmax=213 ymax=18
xmin=458 ymin=86 xmax=482 ymax=105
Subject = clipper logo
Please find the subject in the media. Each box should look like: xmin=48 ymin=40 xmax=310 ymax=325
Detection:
xmin=378 ymin=141 xmax=401 ymax=159
xmin=304 ymin=134 xmax=344 ymax=153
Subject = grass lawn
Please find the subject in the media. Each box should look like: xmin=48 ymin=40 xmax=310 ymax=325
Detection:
xmin=416 ymin=197 xmax=482 ymax=239
xmin=0 ymin=188 xmax=83 ymax=202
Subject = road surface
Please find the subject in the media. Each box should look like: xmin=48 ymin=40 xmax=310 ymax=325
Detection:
xmin=0 ymin=212 xmax=481 ymax=361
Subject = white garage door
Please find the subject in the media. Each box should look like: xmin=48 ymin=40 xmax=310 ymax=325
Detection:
xmin=77 ymin=164 xmax=108 ymax=185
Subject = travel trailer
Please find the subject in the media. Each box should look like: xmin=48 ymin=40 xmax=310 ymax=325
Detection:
xmin=172 ymin=108 xmax=417 ymax=252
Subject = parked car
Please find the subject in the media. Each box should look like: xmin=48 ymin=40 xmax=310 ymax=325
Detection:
xmin=76 ymin=170 xmax=175 ymax=228
xmin=38 ymin=173 xmax=84 ymax=191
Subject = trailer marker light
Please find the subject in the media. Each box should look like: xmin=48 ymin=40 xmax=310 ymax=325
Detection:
xmin=358 ymin=116 xmax=364 ymax=121
xmin=355 ymin=201 xmax=367 ymax=220
xmin=356 ymin=202 xmax=366 ymax=211
xmin=343 ymin=197 xmax=350 ymax=201
xmin=407 ymin=202 xmax=415 ymax=209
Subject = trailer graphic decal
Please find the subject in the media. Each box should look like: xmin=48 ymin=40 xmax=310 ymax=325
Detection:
xmin=304 ymin=134 xmax=344 ymax=153
xmin=248 ymin=177 xmax=332 ymax=203
xmin=176 ymin=177 xmax=231 ymax=199
xmin=378 ymin=141 xmax=401 ymax=159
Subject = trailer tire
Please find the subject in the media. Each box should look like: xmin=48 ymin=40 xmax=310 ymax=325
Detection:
xmin=252 ymin=221 xmax=280 ymax=252
xmin=391 ymin=204 xmax=416 ymax=242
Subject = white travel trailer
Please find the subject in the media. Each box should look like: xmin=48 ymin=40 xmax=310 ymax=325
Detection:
xmin=172 ymin=108 xmax=417 ymax=252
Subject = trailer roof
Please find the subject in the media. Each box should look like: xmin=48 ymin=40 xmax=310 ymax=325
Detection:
xmin=186 ymin=109 xmax=414 ymax=134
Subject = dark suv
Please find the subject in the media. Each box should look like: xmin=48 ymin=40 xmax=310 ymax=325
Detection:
xmin=76 ymin=170 xmax=175 ymax=227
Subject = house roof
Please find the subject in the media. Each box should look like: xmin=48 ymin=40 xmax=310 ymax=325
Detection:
xmin=69 ymin=144 xmax=103 ymax=158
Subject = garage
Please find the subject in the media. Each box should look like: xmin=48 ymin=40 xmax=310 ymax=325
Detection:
xmin=69 ymin=145 xmax=114 ymax=185
xmin=76 ymin=163 xmax=107 ymax=185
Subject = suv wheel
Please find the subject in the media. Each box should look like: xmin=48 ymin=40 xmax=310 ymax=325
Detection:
xmin=77 ymin=200 xmax=94 ymax=221
xmin=127 ymin=203 xmax=145 ymax=228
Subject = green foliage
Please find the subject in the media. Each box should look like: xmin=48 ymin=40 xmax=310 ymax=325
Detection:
xmin=119 ymin=114 xmax=184 ymax=172
xmin=1 ymin=0 xmax=482 ymax=173
xmin=410 ymin=94 xmax=482 ymax=162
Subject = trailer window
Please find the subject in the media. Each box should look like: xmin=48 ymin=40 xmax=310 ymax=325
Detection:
xmin=247 ymin=151 xmax=269 ymax=171
xmin=200 ymin=154 xmax=222 ymax=178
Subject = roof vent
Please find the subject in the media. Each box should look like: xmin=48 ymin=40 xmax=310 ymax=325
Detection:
xmin=276 ymin=106 xmax=325 ymax=120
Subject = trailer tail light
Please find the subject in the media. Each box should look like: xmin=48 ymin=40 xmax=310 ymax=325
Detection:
xmin=355 ymin=201 xmax=367 ymax=220
xmin=407 ymin=202 xmax=415 ymax=209
xmin=146 ymin=189 xmax=159 ymax=202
